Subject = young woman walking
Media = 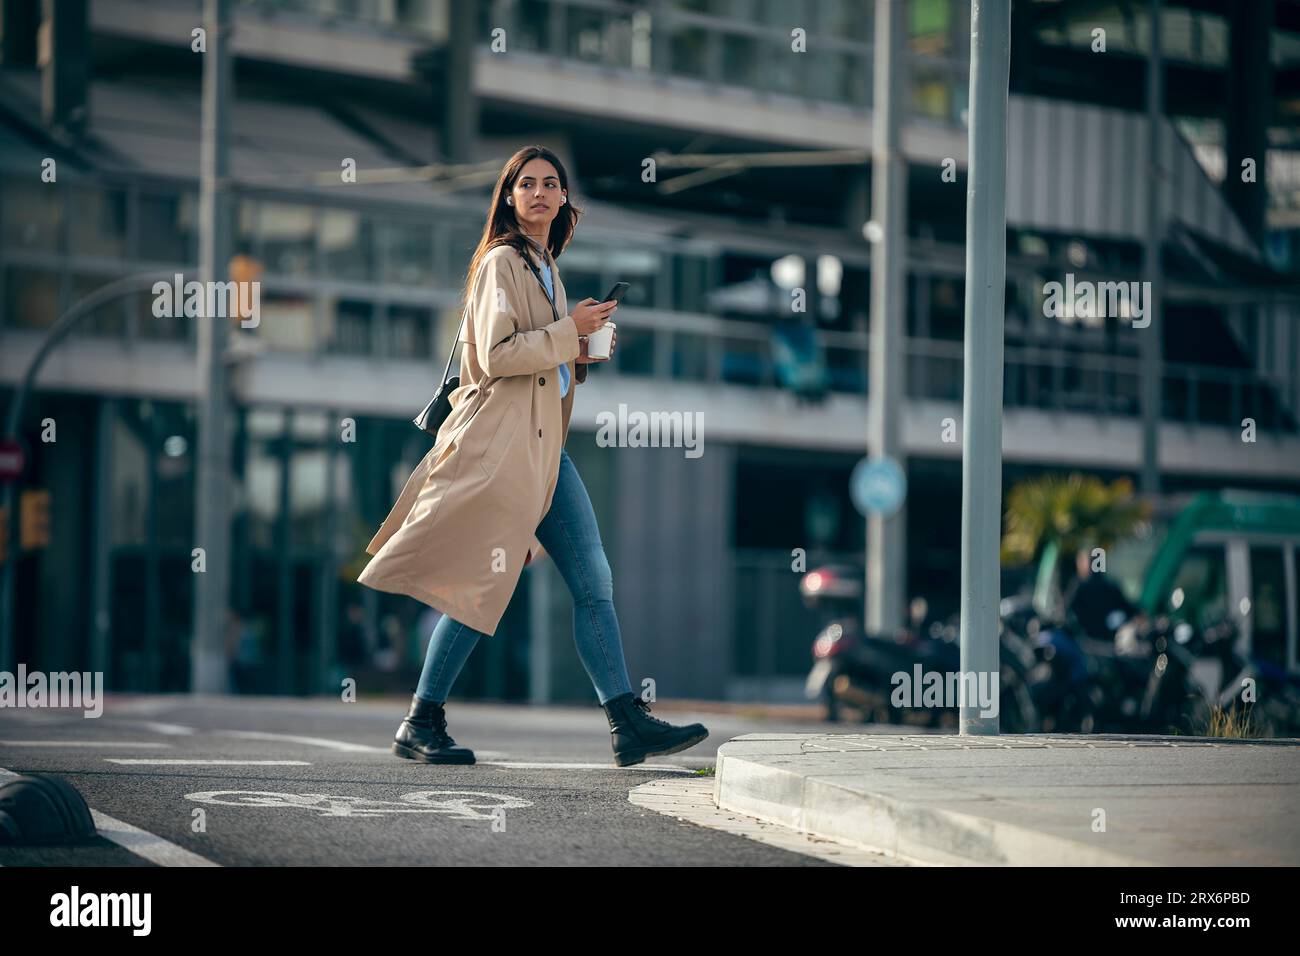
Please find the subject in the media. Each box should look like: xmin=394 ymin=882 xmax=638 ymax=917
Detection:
xmin=358 ymin=145 xmax=709 ymax=767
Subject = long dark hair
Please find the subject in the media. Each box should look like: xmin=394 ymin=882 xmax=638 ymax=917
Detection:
xmin=461 ymin=145 xmax=583 ymax=306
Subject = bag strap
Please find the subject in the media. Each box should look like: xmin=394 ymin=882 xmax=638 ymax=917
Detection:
xmin=444 ymin=241 xmax=561 ymax=386
xmin=438 ymin=310 xmax=466 ymax=386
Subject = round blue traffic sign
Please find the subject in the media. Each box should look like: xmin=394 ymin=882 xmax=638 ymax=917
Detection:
xmin=850 ymin=455 xmax=906 ymax=517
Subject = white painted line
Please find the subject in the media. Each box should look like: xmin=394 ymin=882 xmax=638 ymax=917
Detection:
xmin=100 ymin=697 xmax=177 ymax=715
xmin=628 ymin=778 xmax=909 ymax=867
xmin=104 ymin=759 xmax=312 ymax=766
xmin=88 ymin=809 xmax=221 ymax=867
xmin=0 ymin=741 xmax=172 ymax=748
xmin=482 ymin=760 xmax=696 ymax=772
xmin=0 ymin=766 xmax=220 ymax=867
xmin=214 ymin=729 xmax=389 ymax=753
xmin=209 ymin=729 xmax=696 ymax=773
xmin=136 ymin=722 xmax=197 ymax=736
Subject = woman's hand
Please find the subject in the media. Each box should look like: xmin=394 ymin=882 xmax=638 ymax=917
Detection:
xmin=571 ymin=297 xmax=617 ymax=336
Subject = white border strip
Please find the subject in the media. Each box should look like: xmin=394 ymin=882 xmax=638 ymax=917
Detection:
xmin=1 ymin=741 xmax=172 ymax=748
xmin=105 ymin=759 xmax=311 ymax=766
xmin=0 ymin=767 xmax=220 ymax=867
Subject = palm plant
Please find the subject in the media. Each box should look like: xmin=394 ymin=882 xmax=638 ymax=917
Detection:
xmin=1001 ymin=473 xmax=1151 ymax=613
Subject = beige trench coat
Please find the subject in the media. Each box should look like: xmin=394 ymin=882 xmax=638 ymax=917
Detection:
xmin=357 ymin=240 xmax=590 ymax=636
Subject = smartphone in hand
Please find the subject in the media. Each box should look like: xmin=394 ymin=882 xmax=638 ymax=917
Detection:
xmin=601 ymin=281 xmax=629 ymax=304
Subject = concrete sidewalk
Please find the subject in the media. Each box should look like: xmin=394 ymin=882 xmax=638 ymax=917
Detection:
xmin=713 ymin=733 xmax=1300 ymax=866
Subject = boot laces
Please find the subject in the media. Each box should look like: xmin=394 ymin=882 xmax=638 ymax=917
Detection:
xmin=631 ymin=696 xmax=674 ymax=728
xmin=412 ymin=706 xmax=449 ymax=738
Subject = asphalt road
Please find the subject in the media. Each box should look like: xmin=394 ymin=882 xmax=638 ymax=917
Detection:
xmin=0 ymin=694 xmax=877 ymax=867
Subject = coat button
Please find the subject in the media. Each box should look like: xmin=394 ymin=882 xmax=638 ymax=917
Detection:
xmin=539 ymin=376 xmax=546 ymax=385
xmin=538 ymin=428 xmax=542 ymax=437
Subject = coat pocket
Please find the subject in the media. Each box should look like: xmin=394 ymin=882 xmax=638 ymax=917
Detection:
xmin=478 ymin=402 xmax=521 ymax=480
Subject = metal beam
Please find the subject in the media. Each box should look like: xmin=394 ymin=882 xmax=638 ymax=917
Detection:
xmin=866 ymin=0 xmax=908 ymax=636
xmin=1141 ymin=0 xmax=1164 ymax=497
xmin=958 ymin=0 xmax=1011 ymax=735
xmin=191 ymin=0 xmax=233 ymax=693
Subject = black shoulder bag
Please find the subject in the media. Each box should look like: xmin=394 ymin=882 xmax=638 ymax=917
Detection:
xmin=411 ymin=310 xmax=466 ymax=437
xmin=413 ymin=243 xmax=574 ymax=436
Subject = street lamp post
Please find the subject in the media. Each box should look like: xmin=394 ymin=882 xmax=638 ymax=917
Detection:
xmin=958 ymin=0 xmax=1011 ymax=735
xmin=1141 ymin=0 xmax=1164 ymax=496
xmin=865 ymin=0 xmax=908 ymax=636
xmin=191 ymin=0 xmax=233 ymax=693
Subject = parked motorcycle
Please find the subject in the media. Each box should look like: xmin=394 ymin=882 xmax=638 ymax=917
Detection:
xmin=801 ymin=566 xmax=1038 ymax=732
xmin=1015 ymin=603 xmax=1217 ymax=735
xmin=1176 ymin=614 xmax=1300 ymax=737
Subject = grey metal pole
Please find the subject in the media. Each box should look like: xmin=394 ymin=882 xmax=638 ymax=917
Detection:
xmin=192 ymin=0 xmax=233 ymax=693
xmin=89 ymin=398 xmax=114 ymax=678
xmin=958 ymin=0 xmax=1011 ymax=735
xmin=865 ymin=0 xmax=908 ymax=635
xmin=1140 ymin=0 xmax=1163 ymax=496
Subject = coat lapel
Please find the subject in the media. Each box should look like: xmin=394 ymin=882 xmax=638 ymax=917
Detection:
xmin=525 ymin=243 xmax=580 ymax=443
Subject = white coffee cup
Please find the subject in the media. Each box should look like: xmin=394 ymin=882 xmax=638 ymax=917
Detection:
xmin=586 ymin=321 xmax=616 ymax=360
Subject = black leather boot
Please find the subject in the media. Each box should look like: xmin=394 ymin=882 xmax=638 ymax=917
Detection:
xmin=601 ymin=692 xmax=708 ymax=767
xmin=392 ymin=694 xmax=475 ymax=764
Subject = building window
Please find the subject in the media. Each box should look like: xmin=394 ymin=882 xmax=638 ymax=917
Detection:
xmin=386 ymin=303 xmax=431 ymax=359
xmin=138 ymin=191 xmax=198 ymax=265
xmin=256 ymin=292 xmax=318 ymax=352
xmin=68 ymin=185 xmax=128 ymax=259
xmin=327 ymin=297 xmax=376 ymax=355
xmin=4 ymin=266 xmax=60 ymax=330
xmin=379 ymin=221 xmax=433 ymax=286
xmin=70 ymin=272 xmax=127 ymax=338
xmin=320 ymin=209 xmax=376 ymax=282
xmin=3 ymin=180 xmax=63 ymax=253
xmin=256 ymin=202 xmax=316 ymax=277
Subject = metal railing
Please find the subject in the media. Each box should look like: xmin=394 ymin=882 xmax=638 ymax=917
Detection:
xmin=904 ymin=337 xmax=1298 ymax=434
xmin=597 ymin=314 xmax=1299 ymax=436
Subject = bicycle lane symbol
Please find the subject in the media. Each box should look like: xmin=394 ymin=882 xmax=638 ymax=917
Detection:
xmin=184 ymin=790 xmax=534 ymax=820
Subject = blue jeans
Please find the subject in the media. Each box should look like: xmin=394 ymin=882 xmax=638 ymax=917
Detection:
xmin=414 ymin=447 xmax=634 ymax=705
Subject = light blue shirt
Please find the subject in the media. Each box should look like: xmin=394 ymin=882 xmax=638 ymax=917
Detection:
xmin=536 ymin=257 xmax=570 ymax=398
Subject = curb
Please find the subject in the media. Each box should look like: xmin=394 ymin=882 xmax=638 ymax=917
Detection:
xmin=714 ymin=750 xmax=1147 ymax=865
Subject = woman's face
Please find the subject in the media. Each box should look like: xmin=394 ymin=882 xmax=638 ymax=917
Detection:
xmin=510 ymin=157 xmax=565 ymax=235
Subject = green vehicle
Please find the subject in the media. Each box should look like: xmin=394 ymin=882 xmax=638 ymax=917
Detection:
xmin=1032 ymin=490 xmax=1300 ymax=719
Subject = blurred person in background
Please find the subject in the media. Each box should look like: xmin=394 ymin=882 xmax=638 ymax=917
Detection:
xmin=1065 ymin=545 xmax=1142 ymax=644
xmin=226 ymin=610 xmax=262 ymax=694
xmin=358 ymin=146 xmax=708 ymax=767
xmin=338 ymin=603 xmax=368 ymax=673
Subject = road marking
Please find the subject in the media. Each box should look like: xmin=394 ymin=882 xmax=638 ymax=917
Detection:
xmin=100 ymin=697 xmax=178 ymax=715
xmin=482 ymin=760 xmax=696 ymax=772
xmin=0 ymin=766 xmax=220 ymax=867
xmin=208 ymin=729 xmax=689 ymax=770
xmin=136 ymin=722 xmax=197 ymax=736
xmin=0 ymin=740 xmax=172 ymax=748
xmin=88 ymin=809 xmax=221 ymax=866
xmin=216 ymin=729 xmax=513 ymax=760
xmin=185 ymin=788 xmax=533 ymax=819
xmin=214 ymin=730 xmax=389 ymax=753
xmin=628 ymin=778 xmax=909 ymax=867
xmin=105 ymin=759 xmax=312 ymax=766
